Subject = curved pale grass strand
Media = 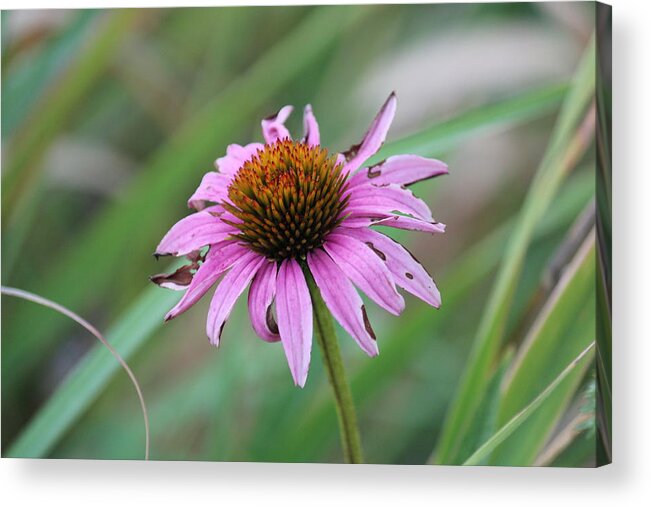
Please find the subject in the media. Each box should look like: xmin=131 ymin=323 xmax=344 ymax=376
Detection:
xmin=1 ymin=286 xmax=150 ymax=460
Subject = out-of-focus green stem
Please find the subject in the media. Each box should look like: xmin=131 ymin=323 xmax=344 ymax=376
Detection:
xmin=304 ymin=268 xmax=364 ymax=464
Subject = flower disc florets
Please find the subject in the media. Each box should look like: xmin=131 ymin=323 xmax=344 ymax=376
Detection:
xmin=224 ymin=139 xmax=349 ymax=261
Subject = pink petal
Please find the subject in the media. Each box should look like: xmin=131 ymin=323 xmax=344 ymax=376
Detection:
xmin=339 ymin=215 xmax=380 ymax=228
xmin=340 ymin=227 xmax=441 ymax=308
xmin=307 ymin=249 xmax=378 ymax=356
xmin=187 ymin=172 xmax=231 ymax=210
xmin=214 ymin=157 xmax=242 ymax=175
xmin=343 ymin=92 xmax=397 ymax=174
xmin=247 ymin=261 xmax=280 ymax=343
xmin=276 ymin=258 xmax=312 ymax=387
xmin=303 ymin=104 xmax=320 ymax=146
xmin=165 ymin=242 xmax=249 ymax=321
xmin=375 ymin=215 xmax=446 ymax=234
xmin=342 ymin=214 xmax=446 ymax=234
xmin=324 ymin=232 xmax=404 ymax=316
xmin=348 ymin=154 xmax=448 ymax=189
xmin=155 ymin=210 xmax=238 ymax=257
xmin=261 ymin=105 xmax=293 ymax=144
xmin=206 ymin=251 xmax=266 ymax=346
xmin=214 ymin=142 xmax=264 ymax=176
xmin=227 ymin=142 xmax=264 ymax=161
xmin=346 ymin=183 xmax=434 ymax=222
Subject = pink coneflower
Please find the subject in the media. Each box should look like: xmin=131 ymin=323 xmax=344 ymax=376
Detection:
xmin=152 ymin=93 xmax=446 ymax=388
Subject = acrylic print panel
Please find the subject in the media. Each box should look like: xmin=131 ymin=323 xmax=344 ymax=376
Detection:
xmin=1 ymin=1 xmax=611 ymax=466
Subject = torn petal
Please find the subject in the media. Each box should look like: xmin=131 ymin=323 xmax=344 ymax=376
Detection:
xmin=150 ymin=264 xmax=195 ymax=291
xmin=346 ymin=183 xmax=434 ymax=222
xmin=339 ymin=227 xmax=441 ymax=308
xmin=348 ymin=154 xmax=448 ymax=189
xmin=343 ymin=92 xmax=397 ymax=174
xmin=342 ymin=214 xmax=446 ymax=234
xmin=164 ymin=242 xmax=247 ymax=321
xmin=372 ymin=215 xmax=446 ymax=234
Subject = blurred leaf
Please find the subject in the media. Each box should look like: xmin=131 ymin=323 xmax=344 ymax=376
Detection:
xmin=2 ymin=10 xmax=141 ymax=218
xmin=549 ymin=425 xmax=596 ymax=467
xmin=434 ymin=36 xmax=596 ymax=464
xmin=462 ymin=341 xmax=595 ymax=466
xmin=534 ymin=395 xmax=594 ymax=466
xmin=595 ymin=19 xmax=612 ymax=463
xmin=1 ymin=10 xmax=98 ymax=138
xmin=455 ymin=348 xmax=513 ymax=465
xmin=595 ymin=275 xmax=612 ymax=463
xmin=370 ymin=82 xmax=567 ymax=165
xmin=489 ymin=232 xmax=596 ymax=465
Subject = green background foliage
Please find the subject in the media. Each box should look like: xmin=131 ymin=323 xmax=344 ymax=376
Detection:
xmin=2 ymin=3 xmax=605 ymax=465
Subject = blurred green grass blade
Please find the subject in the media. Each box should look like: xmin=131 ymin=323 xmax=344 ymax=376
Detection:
xmin=1 ymin=178 xmax=43 ymax=282
xmin=5 ymin=278 xmax=182 ymax=458
xmin=547 ymin=423 xmax=596 ymax=467
xmin=55 ymin=356 xmax=225 ymax=460
xmin=1 ymin=10 xmax=98 ymax=139
xmin=2 ymin=10 xmax=140 ymax=219
xmin=434 ymin=37 xmax=596 ymax=464
xmin=489 ymin=232 xmax=596 ymax=465
xmin=370 ymin=82 xmax=567 ymax=164
xmin=533 ymin=409 xmax=594 ymax=467
xmin=455 ymin=348 xmax=514 ymax=465
xmin=596 ymin=231 xmax=611 ymax=462
xmin=5 ymin=5 xmax=372 ymax=384
xmin=595 ymin=27 xmax=612 ymax=462
xmin=462 ymin=342 xmax=595 ymax=466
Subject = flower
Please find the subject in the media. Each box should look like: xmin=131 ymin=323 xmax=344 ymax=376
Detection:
xmin=151 ymin=93 xmax=447 ymax=387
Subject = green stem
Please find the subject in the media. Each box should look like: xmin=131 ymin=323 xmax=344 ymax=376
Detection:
xmin=303 ymin=267 xmax=364 ymax=464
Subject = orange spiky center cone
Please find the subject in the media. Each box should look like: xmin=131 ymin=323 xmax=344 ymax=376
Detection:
xmin=224 ymin=139 xmax=349 ymax=261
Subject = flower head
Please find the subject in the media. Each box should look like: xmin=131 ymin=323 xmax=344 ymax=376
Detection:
xmin=152 ymin=94 xmax=447 ymax=387
xmin=225 ymin=139 xmax=348 ymax=260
